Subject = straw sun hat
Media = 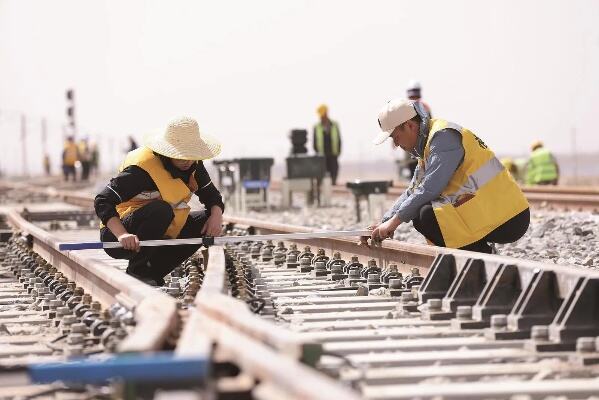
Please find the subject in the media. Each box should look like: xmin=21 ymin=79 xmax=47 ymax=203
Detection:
xmin=144 ymin=116 xmax=222 ymax=160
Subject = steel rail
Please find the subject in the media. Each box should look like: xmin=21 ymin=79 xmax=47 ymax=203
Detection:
xmin=224 ymin=215 xmax=437 ymax=274
xmin=4 ymin=208 xmax=179 ymax=352
xmin=179 ymin=246 xmax=361 ymax=400
xmin=221 ymin=218 xmax=599 ymax=399
xmin=332 ymin=184 xmax=599 ymax=211
xmin=5 ymin=179 xmax=599 ymax=213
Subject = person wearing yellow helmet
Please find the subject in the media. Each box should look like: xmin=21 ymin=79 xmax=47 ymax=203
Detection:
xmin=313 ymin=104 xmax=341 ymax=185
xmin=525 ymin=141 xmax=559 ymax=185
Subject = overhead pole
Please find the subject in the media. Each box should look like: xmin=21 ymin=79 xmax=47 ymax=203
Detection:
xmin=21 ymin=113 xmax=28 ymax=177
xmin=571 ymin=127 xmax=578 ymax=184
xmin=66 ymin=89 xmax=76 ymax=138
xmin=41 ymin=118 xmax=49 ymax=176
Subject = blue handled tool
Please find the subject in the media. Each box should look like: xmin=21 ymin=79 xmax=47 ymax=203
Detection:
xmin=57 ymin=229 xmax=371 ymax=251
xmin=29 ymin=352 xmax=209 ymax=384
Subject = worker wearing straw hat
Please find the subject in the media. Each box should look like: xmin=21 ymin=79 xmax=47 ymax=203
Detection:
xmin=94 ymin=117 xmax=224 ymax=285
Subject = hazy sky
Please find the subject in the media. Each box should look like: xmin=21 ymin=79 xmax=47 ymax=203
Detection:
xmin=1 ymin=0 xmax=598 ymax=175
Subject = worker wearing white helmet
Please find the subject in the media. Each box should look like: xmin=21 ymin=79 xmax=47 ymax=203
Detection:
xmin=400 ymin=80 xmax=432 ymax=180
xmin=406 ymin=80 xmax=432 ymax=117
xmin=362 ymin=99 xmax=530 ymax=254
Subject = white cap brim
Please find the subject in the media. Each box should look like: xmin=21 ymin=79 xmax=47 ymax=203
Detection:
xmin=372 ymin=130 xmax=392 ymax=145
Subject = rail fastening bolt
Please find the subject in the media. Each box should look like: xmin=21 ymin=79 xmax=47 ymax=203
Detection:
xmin=531 ymin=325 xmax=549 ymax=341
xmin=456 ymin=306 xmax=472 ymax=320
xmin=400 ymin=292 xmax=413 ymax=302
xmin=490 ymin=314 xmax=507 ymax=329
xmin=576 ymin=337 xmax=596 ymax=353
xmin=427 ymin=298 xmax=442 ymax=311
xmin=389 ymin=279 xmax=402 ymax=289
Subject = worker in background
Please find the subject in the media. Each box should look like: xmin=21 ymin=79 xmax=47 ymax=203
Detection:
xmin=62 ymin=136 xmax=78 ymax=182
xmin=361 ymin=99 xmax=530 ymax=254
xmin=94 ymin=117 xmax=225 ymax=286
xmin=401 ymin=80 xmax=432 ymax=179
xmin=127 ymin=136 xmax=138 ymax=152
xmin=501 ymin=157 xmax=519 ymax=181
xmin=406 ymin=80 xmax=432 ymax=116
xmin=78 ymin=137 xmax=92 ymax=181
xmin=43 ymin=153 xmax=51 ymax=176
xmin=313 ymin=104 xmax=341 ymax=185
xmin=525 ymin=141 xmax=559 ymax=185
xmin=90 ymin=141 xmax=100 ymax=177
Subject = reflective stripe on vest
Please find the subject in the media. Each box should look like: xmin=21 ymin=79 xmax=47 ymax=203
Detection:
xmin=110 ymin=147 xmax=195 ymax=239
xmin=431 ymin=156 xmax=505 ymax=207
xmin=315 ymin=122 xmax=340 ymax=156
xmin=420 ymin=119 xmax=529 ymax=248
xmin=526 ymin=148 xmax=558 ymax=184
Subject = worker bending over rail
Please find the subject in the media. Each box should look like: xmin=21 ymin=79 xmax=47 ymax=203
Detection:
xmin=94 ymin=117 xmax=224 ymax=285
xmin=363 ymin=99 xmax=530 ymax=254
xmin=525 ymin=140 xmax=559 ymax=185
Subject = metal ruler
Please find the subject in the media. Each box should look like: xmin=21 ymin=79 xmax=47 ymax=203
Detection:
xmin=58 ymin=229 xmax=372 ymax=251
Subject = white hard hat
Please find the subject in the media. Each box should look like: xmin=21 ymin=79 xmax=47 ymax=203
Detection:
xmin=373 ymin=99 xmax=417 ymax=145
xmin=407 ymin=80 xmax=421 ymax=91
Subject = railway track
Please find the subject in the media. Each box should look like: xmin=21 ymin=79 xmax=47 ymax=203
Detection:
xmin=0 ymin=182 xmax=598 ymax=399
xmin=7 ymin=177 xmax=599 ymax=211
xmin=335 ymin=182 xmax=599 ymax=212
xmin=223 ymin=216 xmax=599 ymax=399
xmin=270 ymin=181 xmax=599 ymax=212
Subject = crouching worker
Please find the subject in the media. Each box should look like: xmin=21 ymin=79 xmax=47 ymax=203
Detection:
xmin=363 ymin=99 xmax=530 ymax=254
xmin=94 ymin=117 xmax=224 ymax=285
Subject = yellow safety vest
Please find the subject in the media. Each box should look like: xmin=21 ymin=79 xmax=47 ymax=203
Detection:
xmin=315 ymin=122 xmax=340 ymax=156
xmin=415 ymin=119 xmax=529 ymax=248
xmin=112 ymin=147 xmax=198 ymax=239
xmin=525 ymin=147 xmax=558 ymax=184
xmin=63 ymin=142 xmax=78 ymax=166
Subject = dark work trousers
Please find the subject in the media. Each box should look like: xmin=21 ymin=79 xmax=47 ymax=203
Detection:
xmin=80 ymin=161 xmax=91 ymax=181
xmin=63 ymin=165 xmax=76 ymax=181
xmin=100 ymin=200 xmax=209 ymax=284
xmin=325 ymin=156 xmax=339 ymax=186
xmin=412 ymin=204 xmax=530 ymax=254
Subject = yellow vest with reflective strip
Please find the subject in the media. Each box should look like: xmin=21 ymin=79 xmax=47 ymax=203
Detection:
xmin=315 ymin=122 xmax=340 ymax=156
xmin=419 ymin=119 xmax=529 ymax=248
xmin=63 ymin=142 xmax=78 ymax=166
xmin=525 ymin=147 xmax=558 ymax=184
xmin=113 ymin=147 xmax=197 ymax=239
